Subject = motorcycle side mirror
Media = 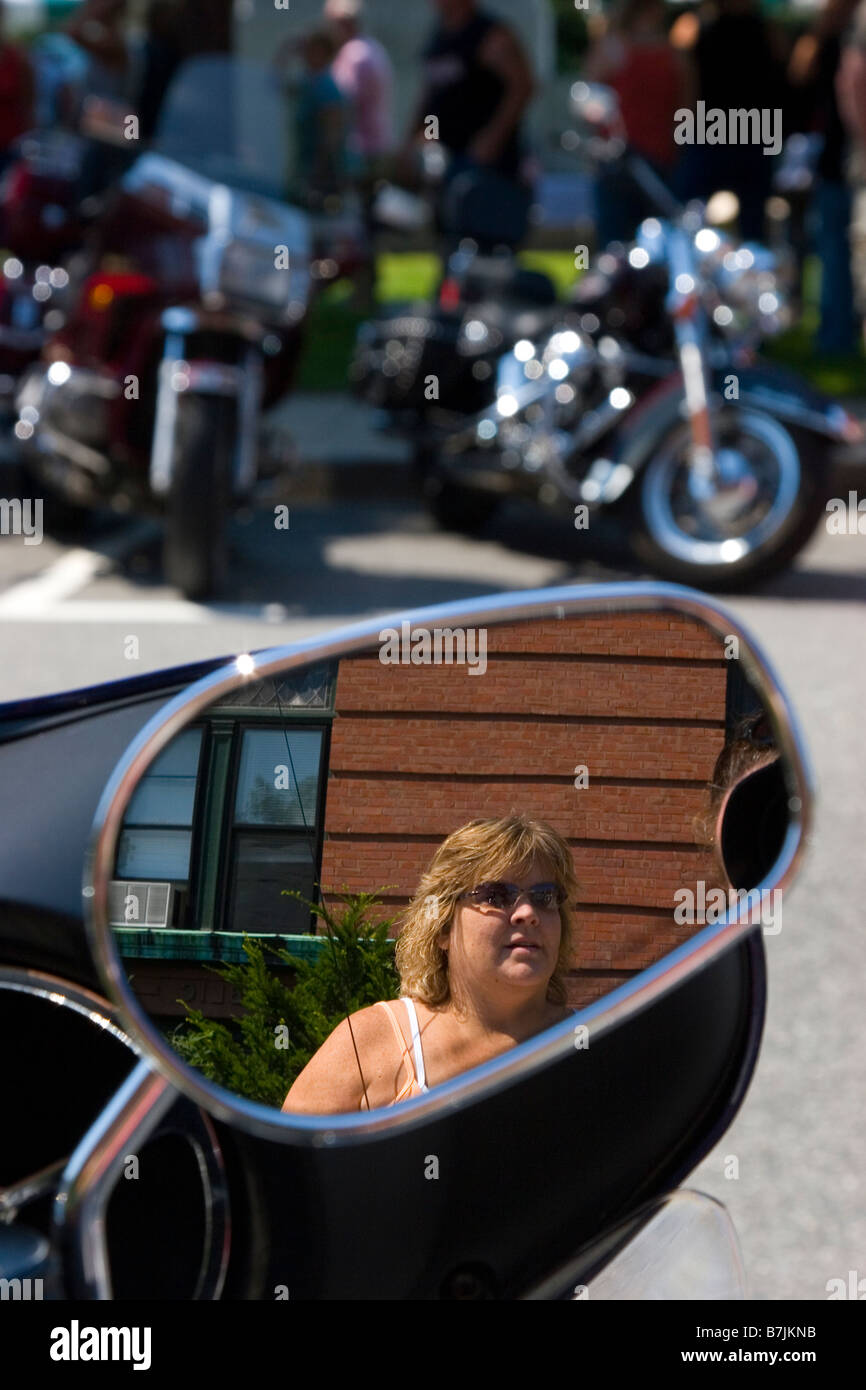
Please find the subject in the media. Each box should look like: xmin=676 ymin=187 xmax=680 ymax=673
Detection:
xmin=84 ymin=586 xmax=811 ymax=1142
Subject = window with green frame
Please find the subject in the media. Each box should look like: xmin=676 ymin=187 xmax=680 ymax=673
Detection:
xmin=113 ymin=666 xmax=337 ymax=943
xmin=113 ymin=727 xmax=204 ymax=926
xmin=224 ymin=725 xmax=326 ymax=935
xmin=113 ymin=720 xmax=330 ymax=936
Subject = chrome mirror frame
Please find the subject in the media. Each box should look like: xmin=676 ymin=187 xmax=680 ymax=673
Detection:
xmin=84 ymin=582 xmax=812 ymax=1144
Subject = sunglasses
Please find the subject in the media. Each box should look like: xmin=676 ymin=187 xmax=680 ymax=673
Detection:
xmin=460 ymin=881 xmax=565 ymax=912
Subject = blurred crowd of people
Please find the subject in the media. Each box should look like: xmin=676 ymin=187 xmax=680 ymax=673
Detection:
xmin=583 ymin=0 xmax=866 ymax=354
xmin=4 ymin=0 xmax=866 ymax=352
xmin=274 ymin=0 xmax=394 ymax=210
xmin=275 ymin=0 xmax=535 ymax=222
xmin=272 ymin=0 xmax=866 ymax=354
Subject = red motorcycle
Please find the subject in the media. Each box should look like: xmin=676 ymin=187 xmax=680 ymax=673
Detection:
xmin=12 ymin=56 xmax=360 ymax=600
xmin=0 ymin=128 xmax=86 ymax=419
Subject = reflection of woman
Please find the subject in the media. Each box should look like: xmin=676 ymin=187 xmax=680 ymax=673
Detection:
xmin=282 ymin=816 xmax=579 ymax=1114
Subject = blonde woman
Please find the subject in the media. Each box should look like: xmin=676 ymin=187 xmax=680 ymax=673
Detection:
xmin=282 ymin=815 xmax=579 ymax=1114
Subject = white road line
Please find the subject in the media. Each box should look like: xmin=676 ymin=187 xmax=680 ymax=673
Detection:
xmin=0 ymin=548 xmax=109 ymax=613
xmin=0 ymin=523 xmax=309 ymax=622
xmin=0 ymin=522 xmax=159 ymax=616
xmin=0 ymin=599 xmax=322 ymax=623
xmin=0 ymin=598 xmax=212 ymax=622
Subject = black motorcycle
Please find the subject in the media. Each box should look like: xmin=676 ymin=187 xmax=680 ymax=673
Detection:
xmin=352 ymin=87 xmax=862 ymax=590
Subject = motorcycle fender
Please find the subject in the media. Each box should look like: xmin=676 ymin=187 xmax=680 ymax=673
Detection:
xmin=719 ymin=364 xmax=862 ymax=445
xmin=605 ymin=366 xmax=857 ymax=507
xmin=149 ymin=358 xmax=244 ymax=497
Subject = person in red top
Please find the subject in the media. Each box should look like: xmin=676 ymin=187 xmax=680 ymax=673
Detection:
xmin=0 ymin=2 xmax=34 ymax=174
xmin=584 ymin=0 xmax=694 ymax=242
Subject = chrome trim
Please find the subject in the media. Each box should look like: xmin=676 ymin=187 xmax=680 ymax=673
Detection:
xmin=234 ymin=346 xmax=262 ymax=493
xmin=0 ymin=966 xmax=134 ymax=1047
xmin=85 ymin=582 xmax=814 ymax=1145
xmin=149 ymin=330 xmax=186 ymax=496
xmin=54 ymin=1061 xmax=175 ymax=1299
xmin=53 ymin=1064 xmax=231 ymax=1301
xmin=0 ymin=967 xmax=229 ymax=1300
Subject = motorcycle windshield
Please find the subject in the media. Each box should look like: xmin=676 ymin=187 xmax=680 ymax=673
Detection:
xmin=150 ymin=56 xmax=291 ymax=202
xmin=528 ymin=1189 xmax=747 ymax=1300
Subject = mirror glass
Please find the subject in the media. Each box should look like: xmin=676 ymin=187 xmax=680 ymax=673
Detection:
xmin=100 ymin=609 xmax=793 ymax=1116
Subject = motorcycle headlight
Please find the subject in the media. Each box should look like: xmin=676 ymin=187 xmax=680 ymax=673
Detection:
xmin=213 ymin=238 xmax=311 ymax=320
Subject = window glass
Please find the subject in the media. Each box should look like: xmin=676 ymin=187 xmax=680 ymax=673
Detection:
xmin=124 ymin=728 xmax=202 ymax=827
xmin=234 ymin=729 xmax=322 ymax=828
xmin=116 ymin=828 xmax=193 ymax=881
xmin=230 ymin=835 xmax=316 ymax=934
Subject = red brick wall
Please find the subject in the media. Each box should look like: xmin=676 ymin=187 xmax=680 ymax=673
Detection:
xmin=321 ymin=614 xmax=728 ymax=1008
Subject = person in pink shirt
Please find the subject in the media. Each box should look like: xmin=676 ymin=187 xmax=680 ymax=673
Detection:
xmin=324 ymin=0 xmax=394 ymax=303
xmin=325 ymin=0 xmax=394 ymax=164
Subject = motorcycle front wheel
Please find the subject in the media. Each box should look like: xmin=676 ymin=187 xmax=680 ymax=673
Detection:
xmin=625 ymin=407 xmax=826 ymax=591
xmin=162 ymin=394 xmax=235 ymax=600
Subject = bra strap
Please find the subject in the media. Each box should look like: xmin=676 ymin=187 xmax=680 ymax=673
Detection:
xmin=402 ymin=997 xmax=428 ymax=1091
xmin=375 ymin=1000 xmax=415 ymax=1095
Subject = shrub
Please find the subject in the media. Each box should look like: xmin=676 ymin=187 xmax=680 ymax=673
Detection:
xmin=169 ymin=888 xmax=401 ymax=1107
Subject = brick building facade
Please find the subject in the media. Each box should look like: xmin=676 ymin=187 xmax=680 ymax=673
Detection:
xmin=322 ymin=613 xmax=729 ymax=1009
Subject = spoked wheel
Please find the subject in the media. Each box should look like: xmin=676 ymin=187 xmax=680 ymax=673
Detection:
xmin=627 ymin=407 xmax=825 ymax=590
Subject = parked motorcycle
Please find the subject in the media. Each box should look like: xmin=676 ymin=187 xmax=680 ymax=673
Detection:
xmin=0 ymin=583 xmax=812 ymax=1299
xmin=352 ymin=86 xmax=863 ymax=590
xmin=0 ymin=128 xmax=86 ymax=421
xmin=11 ymin=56 xmax=314 ymax=601
xmin=351 ymin=143 xmax=563 ymax=504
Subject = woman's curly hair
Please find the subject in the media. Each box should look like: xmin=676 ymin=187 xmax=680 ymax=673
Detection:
xmin=395 ymin=815 xmax=579 ymax=1008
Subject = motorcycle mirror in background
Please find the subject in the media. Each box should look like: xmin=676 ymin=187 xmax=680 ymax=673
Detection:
xmin=85 ymin=587 xmax=811 ymax=1137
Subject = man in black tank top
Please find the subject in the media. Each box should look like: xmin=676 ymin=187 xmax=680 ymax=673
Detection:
xmin=401 ymin=0 xmax=534 ymax=183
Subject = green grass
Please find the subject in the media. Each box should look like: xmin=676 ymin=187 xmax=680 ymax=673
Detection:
xmin=763 ymin=259 xmax=865 ymax=398
xmin=296 ymin=250 xmax=866 ymax=397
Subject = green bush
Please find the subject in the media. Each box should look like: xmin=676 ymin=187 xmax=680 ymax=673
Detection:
xmin=169 ymin=888 xmax=401 ymax=1108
